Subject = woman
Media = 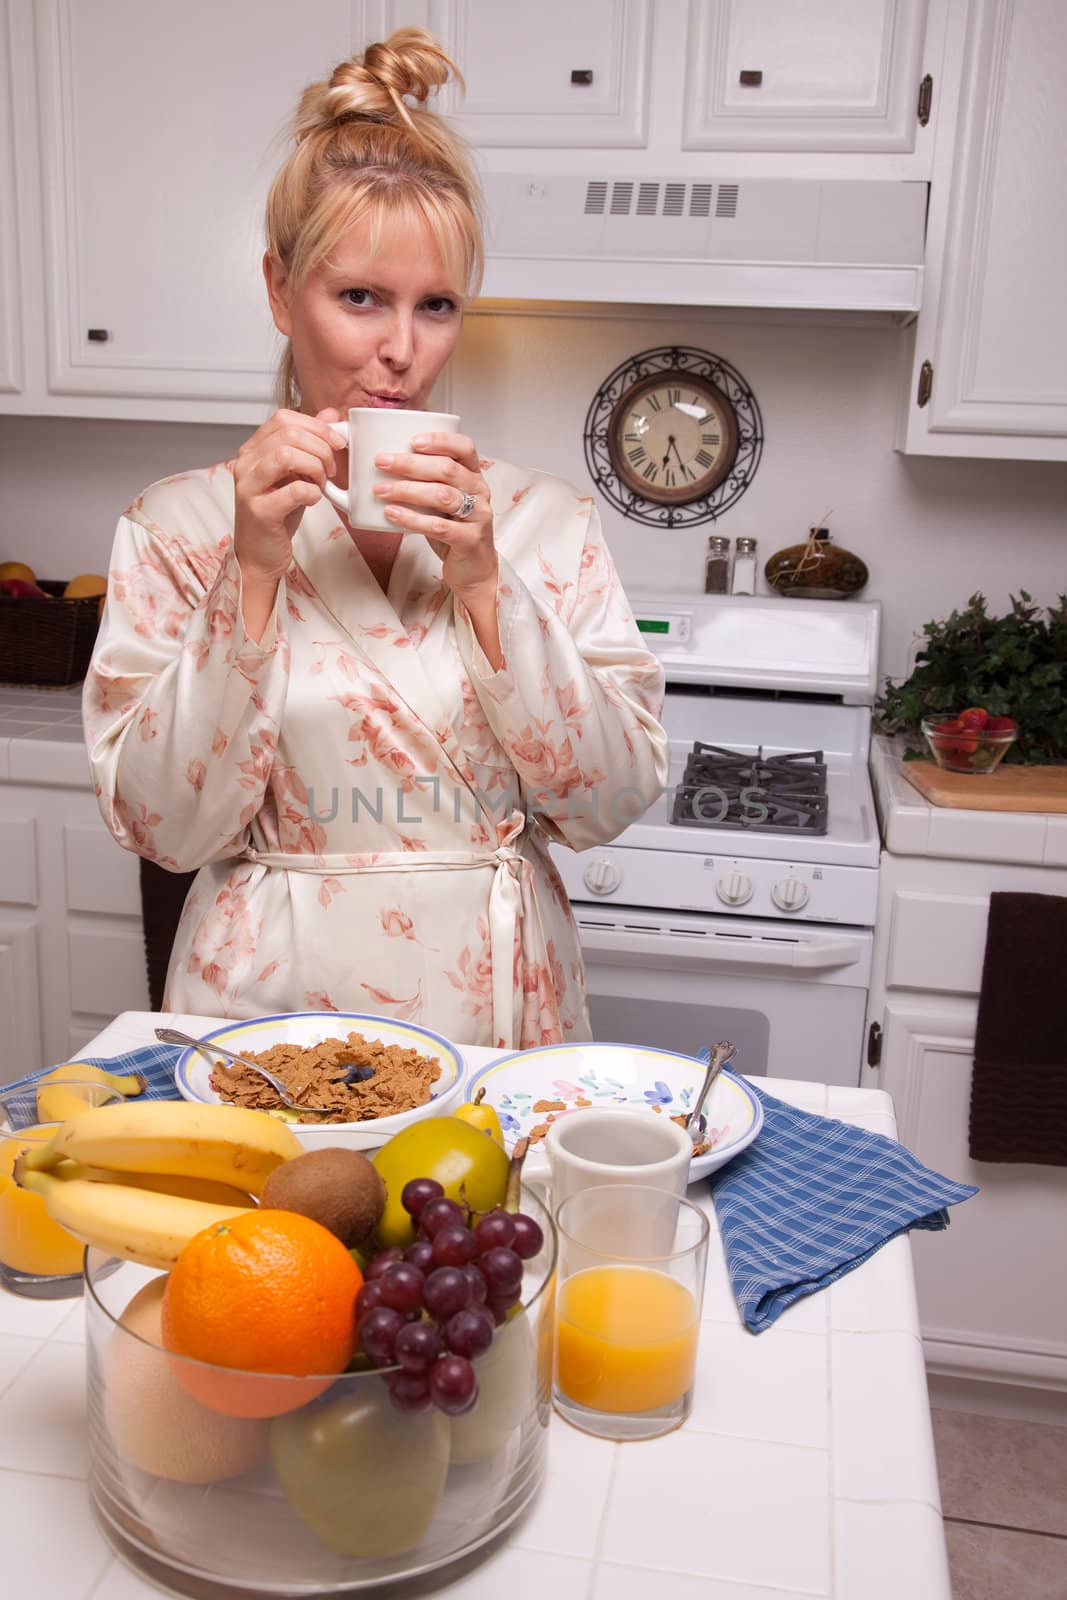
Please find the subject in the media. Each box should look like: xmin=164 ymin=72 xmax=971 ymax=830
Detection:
xmin=84 ymin=29 xmax=669 ymax=1050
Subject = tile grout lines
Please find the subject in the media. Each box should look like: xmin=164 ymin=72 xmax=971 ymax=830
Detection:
xmin=944 ymin=1514 xmax=1067 ymax=1543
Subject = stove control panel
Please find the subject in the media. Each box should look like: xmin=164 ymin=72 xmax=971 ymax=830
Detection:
xmin=582 ymin=858 xmax=622 ymax=896
xmin=771 ymin=876 xmax=810 ymax=912
xmin=716 ymin=870 xmax=754 ymax=907
xmin=550 ymin=843 xmax=879 ymax=928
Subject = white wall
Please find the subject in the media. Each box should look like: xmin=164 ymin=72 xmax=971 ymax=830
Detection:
xmin=2 ymin=304 xmax=1065 ymax=682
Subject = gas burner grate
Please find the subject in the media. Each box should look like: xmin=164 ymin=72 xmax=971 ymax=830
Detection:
xmin=670 ymin=742 xmax=829 ymax=835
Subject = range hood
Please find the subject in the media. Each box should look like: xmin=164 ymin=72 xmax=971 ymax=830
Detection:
xmin=478 ymin=175 xmax=927 ymax=314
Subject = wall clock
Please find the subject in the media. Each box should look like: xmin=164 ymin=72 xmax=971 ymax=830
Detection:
xmin=583 ymin=346 xmax=763 ymax=530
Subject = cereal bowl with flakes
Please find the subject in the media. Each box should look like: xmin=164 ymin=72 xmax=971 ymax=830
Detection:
xmin=173 ymin=1012 xmax=465 ymax=1151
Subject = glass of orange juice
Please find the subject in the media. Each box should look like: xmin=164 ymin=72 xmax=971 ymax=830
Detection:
xmin=0 ymin=1083 xmax=121 ymax=1298
xmin=554 ymin=1183 xmax=710 ymax=1441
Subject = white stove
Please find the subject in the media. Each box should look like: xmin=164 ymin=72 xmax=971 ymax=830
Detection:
xmin=550 ymin=592 xmax=881 ymax=1086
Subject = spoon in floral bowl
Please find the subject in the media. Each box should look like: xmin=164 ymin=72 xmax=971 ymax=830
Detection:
xmin=685 ymin=1040 xmax=736 ymax=1147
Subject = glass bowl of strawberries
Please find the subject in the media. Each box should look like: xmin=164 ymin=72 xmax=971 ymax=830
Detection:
xmin=921 ymin=708 xmax=1018 ymax=774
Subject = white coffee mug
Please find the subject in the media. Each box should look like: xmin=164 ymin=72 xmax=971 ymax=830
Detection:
xmin=544 ymin=1107 xmax=693 ymax=1220
xmin=322 ymin=406 xmax=460 ymax=533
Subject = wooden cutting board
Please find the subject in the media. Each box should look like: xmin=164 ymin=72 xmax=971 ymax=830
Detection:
xmin=902 ymin=759 xmax=1067 ymax=812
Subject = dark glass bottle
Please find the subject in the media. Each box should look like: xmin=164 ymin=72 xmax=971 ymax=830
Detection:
xmin=764 ymin=528 xmax=869 ymax=599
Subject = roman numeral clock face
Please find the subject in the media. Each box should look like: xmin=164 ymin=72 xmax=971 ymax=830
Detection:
xmin=608 ymin=372 xmax=740 ymax=506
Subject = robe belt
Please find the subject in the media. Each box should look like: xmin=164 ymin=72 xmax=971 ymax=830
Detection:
xmin=239 ymin=840 xmax=541 ymax=1051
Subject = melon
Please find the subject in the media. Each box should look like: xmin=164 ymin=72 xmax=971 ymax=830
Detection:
xmin=105 ymin=1276 xmax=269 ymax=1483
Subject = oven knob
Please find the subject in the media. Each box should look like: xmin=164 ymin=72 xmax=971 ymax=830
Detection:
xmin=583 ymin=859 xmax=621 ymax=896
xmin=772 ymin=876 xmax=810 ymax=912
xmin=716 ymin=871 xmax=753 ymax=907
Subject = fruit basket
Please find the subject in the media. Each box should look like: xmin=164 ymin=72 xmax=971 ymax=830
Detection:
xmin=0 ymin=580 xmax=102 ymax=686
xmin=83 ymin=1183 xmax=556 ymax=1598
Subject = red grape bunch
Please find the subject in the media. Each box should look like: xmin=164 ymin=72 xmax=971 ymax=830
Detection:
xmin=355 ymin=1176 xmax=544 ymax=1416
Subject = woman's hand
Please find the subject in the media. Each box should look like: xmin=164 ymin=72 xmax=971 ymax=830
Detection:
xmin=372 ymin=432 xmax=498 ymax=605
xmin=231 ymin=407 xmax=343 ymax=640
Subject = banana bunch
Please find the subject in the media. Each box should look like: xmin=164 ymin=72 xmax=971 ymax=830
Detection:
xmin=13 ymin=1101 xmax=303 ymax=1271
xmin=36 ymin=1060 xmax=149 ymax=1123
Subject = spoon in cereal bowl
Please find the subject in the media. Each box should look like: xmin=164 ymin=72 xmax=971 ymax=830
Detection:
xmin=685 ymin=1040 xmax=735 ymax=1147
xmin=154 ymin=1026 xmax=364 ymax=1116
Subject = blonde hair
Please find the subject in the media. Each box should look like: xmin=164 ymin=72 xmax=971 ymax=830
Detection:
xmin=266 ymin=28 xmax=484 ymax=409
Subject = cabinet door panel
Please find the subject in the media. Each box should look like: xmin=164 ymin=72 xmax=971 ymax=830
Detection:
xmin=63 ymin=822 xmax=140 ymax=916
xmin=684 ymin=0 xmax=928 ymax=152
xmin=68 ymin=923 xmax=149 ymax=1016
xmin=385 ymin=0 xmax=651 ymax=148
xmin=885 ymin=890 xmax=988 ymax=994
xmin=902 ymin=0 xmax=1067 ymax=454
xmin=931 ymin=0 xmax=1067 ymax=433
xmin=0 ymin=814 xmax=39 ymax=909
xmin=0 ymin=0 xmax=24 ymax=393
xmin=882 ymin=996 xmax=1067 ymax=1389
xmin=0 ymin=917 xmax=42 ymax=1084
xmin=35 ymin=0 xmax=360 ymax=401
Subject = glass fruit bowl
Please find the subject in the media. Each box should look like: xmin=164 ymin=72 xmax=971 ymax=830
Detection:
xmin=84 ymin=1184 xmax=555 ymax=1599
xmin=921 ymin=713 xmax=1018 ymax=775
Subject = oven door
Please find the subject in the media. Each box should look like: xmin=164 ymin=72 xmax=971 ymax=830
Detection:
xmin=573 ymin=906 xmax=873 ymax=1087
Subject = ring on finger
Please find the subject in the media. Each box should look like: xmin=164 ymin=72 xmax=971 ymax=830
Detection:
xmin=453 ymin=489 xmax=477 ymax=520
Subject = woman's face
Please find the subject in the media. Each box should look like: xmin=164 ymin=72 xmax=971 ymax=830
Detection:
xmin=265 ymin=209 xmax=465 ymax=415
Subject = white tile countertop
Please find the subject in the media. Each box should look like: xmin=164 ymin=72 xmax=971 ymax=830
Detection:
xmin=0 ymin=683 xmax=91 ymax=786
xmin=872 ymin=733 xmax=1067 ymax=867
xmin=0 ymin=1011 xmax=953 ymax=1600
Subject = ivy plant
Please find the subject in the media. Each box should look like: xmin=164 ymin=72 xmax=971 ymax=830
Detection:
xmin=874 ymin=592 xmax=1067 ymax=765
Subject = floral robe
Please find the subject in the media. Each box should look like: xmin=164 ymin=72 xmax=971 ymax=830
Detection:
xmin=83 ymin=458 xmax=668 ymax=1049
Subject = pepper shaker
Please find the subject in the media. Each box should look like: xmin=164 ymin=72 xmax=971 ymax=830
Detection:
xmin=731 ymin=536 xmax=758 ymax=595
xmin=704 ymin=535 xmax=731 ymax=594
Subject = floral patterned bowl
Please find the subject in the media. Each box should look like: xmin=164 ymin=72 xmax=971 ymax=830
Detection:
xmin=173 ymin=1011 xmax=465 ymax=1151
xmin=465 ymin=1042 xmax=763 ymax=1183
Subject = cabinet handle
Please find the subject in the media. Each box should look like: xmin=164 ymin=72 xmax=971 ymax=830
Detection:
xmin=570 ymin=69 xmax=593 ymax=85
xmin=87 ymin=329 xmax=110 ymax=342
xmin=916 ymin=360 xmax=933 ymax=408
xmin=867 ymin=1021 xmax=883 ymax=1068
xmin=917 ymin=73 xmax=933 ymax=127
xmin=739 ymin=70 xmax=763 ymax=87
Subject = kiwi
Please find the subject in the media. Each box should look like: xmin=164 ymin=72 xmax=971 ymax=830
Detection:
xmin=260 ymin=1147 xmax=386 ymax=1247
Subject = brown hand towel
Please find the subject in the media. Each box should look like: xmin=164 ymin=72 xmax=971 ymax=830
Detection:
xmin=138 ymin=858 xmax=198 ymax=1012
xmin=968 ymin=891 xmax=1067 ymax=1166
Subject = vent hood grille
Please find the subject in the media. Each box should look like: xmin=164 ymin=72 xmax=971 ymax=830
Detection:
xmin=586 ymin=179 xmax=736 ymax=220
xmin=480 ymin=174 xmax=927 ymax=314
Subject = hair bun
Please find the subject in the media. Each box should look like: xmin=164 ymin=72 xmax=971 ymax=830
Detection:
xmin=294 ymin=27 xmax=461 ymax=139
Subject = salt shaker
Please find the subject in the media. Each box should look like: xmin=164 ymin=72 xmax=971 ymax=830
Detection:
xmin=731 ymin=536 xmax=757 ymax=595
xmin=704 ymin=535 xmax=731 ymax=594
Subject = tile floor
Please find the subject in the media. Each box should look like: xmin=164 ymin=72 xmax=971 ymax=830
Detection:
xmin=931 ymin=1408 xmax=1067 ymax=1599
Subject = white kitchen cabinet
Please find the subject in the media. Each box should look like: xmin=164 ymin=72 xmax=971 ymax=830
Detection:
xmin=683 ymin=0 xmax=932 ymax=156
xmin=865 ymin=837 xmax=1067 ymax=1402
xmin=0 ymin=779 xmax=149 ymax=1083
xmin=24 ymin=0 xmax=364 ymax=423
xmin=371 ymin=0 xmax=651 ymax=149
xmin=899 ymin=0 xmax=1067 ymax=458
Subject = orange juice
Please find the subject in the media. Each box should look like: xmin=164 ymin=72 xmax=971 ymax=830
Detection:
xmin=555 ymin=1266 xmax=699 ymax=1414
xmin=0 ymin=1126 xmax=85 ymax=1276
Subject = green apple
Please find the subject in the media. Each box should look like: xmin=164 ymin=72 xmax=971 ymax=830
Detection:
xmin=271 ymin=1383 xmax=450 ymax=1558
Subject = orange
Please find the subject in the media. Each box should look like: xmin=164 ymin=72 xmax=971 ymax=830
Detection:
xmin=161 ymin=1209 xmax=362 ymax=1419
xmin=0 ymin=561 xmax=36 ymax=584
xmin=62 ymin=573 xmax=107 ymax=599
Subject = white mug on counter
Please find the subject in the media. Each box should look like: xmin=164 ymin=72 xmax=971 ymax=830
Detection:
xmin=543 ymin=1107 xmax=692 ymax=1220
xmin=322 ymin=406 xmax=460 ymax=533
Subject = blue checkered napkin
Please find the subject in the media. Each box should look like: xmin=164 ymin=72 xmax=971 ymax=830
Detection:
xmin=705 ymin=1073 xmax=978 ymax=1333
xmin=2 ymin=1044 xmax=184 ymax=1130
